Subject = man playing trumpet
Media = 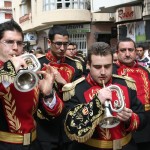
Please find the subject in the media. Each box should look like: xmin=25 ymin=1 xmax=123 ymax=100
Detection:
xmin=62 ymin=42 xmax=146 ymax=150
xmin=0 ymin=19 xmax=63 ymax=150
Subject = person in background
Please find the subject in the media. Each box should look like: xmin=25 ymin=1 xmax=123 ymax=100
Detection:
xmin=30 ymin=48 xmax=35 ymax=54
xmin=63 ymin=42 xmax=146 ymax=150
xmin=73 ymin=42 xmax=78 ymax=56
xmin=65 ymin=42 xmax=87 ymax=76
xmin=36 ymin=25 xmax=83 ymax=150
xmin=136 ymin=45 xmax=150 ymax=68
xmin=34 ymin=46 xmax=49 ymax=68
xmin=113 ymin=37 xmax=150 ymax=150
xmin=112 ymin=47 xmax=118 ymax=63
xmin=0 ymin=19 xmax=63 ymax=150
xmin=65 ymin=42 xmax=75 ymax=58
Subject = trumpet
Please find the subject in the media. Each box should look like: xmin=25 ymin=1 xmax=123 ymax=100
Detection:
xmin=99 ymin=82 xmax=125 ymax=128
xmin=14 ymin=53 xmax=41 ymax=92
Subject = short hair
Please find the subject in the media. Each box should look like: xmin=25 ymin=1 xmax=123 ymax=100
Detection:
xmin=117 ymin=37 xmax=136 ymax=50
xmin=87 ymin=42 xmax=112 ymax=63
xmin=68 ymin=42 xmax=74 ymax=46
xmin=48 ymin=25 xmax=69 ymax=41
xmin=36 ymin=46 xmax=42 ymax=51
xmin=0 ymin=19 xmax=24 ymax=40
xmin=136 ymin=44 xmax=145 ymax=50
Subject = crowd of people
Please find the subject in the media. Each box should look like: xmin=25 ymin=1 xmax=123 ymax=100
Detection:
xmin=0 ymin=19 xmax=150 ymax=150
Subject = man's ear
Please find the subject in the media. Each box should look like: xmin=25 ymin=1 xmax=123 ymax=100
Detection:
xmin=47 ymin=39 xmax=51 ymax=46
xmin=86 ymin=61 xmax=90 ymax=70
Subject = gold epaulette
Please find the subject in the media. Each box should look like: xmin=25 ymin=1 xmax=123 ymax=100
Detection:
xmin=62 ymin=77 xmax=85 ymax=101
xmin=75 ymin=56 xmax=84 ymax=62
xmin=0 ymin=61 xmax=16 ymax=83
xmin=66 ymin=56 xmax=83 ymax=71
xmin=112 ymin=74 xmax=136 ymax=90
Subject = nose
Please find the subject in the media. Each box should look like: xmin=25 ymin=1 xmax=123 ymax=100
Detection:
xmin=12 ymin=42 xmax=19 ymax=49
xmin=101 ymin=67 xmax=105 ymax=75
xmin=60 ymin=44 xmax=66 ymax=51
xmin=125 ymin=49 xmax=130 ymax=56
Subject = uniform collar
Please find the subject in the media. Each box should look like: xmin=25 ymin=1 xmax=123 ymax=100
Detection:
xmin=0 ymin=60 xmax=4 ymax=68
xmin=116 ymin=60 xmax=139 ymax=68
xmin=46 ymin=51 xmax=65 ymax=63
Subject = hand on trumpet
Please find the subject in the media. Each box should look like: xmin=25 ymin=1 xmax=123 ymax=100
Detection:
xmin=37 ymin=64 xmax=55 ymax=96
xmin=117 ymin=107 xmax=132 ymax=122
xmin=97 ymin=88 xmax=112 ymax=105
xmin=10 ymin=55 xmax=28 ymax=72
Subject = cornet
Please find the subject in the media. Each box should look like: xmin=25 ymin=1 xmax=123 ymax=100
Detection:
xmin=99 ymin=83 xmax=125 ymax=128
xmin=14 ymin=53 xmax=41 ymax=92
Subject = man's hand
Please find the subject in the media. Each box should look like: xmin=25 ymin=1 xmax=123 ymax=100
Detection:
xmin=10 ymin=56 xmax=27 ymax=72
xmin=51 ymin=67 xmax=67 ymax=85
xmin=117 ymin=107 xmax=132 ymax=122
xmin=97 ymin=88 xmax=112 ymax=105
xmin=37 ymin=64 xmax=55 ymax=95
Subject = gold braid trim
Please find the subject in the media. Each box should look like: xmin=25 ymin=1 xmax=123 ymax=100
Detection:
xmin=0 ymin=61 xmax=16 ymax=83
xmin=3 ymin=87 xmax=21 ymax=133
xmin=112 ymin=74 xmax=136 ymax=90
xmin=75 ymin=60 xmax=83 ymax=71
xmin=62 ymin=77 xmax=85 ymax=101
xmin=65 ymin=56 xmax=83 ymax=71
xmin=65 ymin=115 xmax=103 ymax=143
xmin=64 ymin=97 xmax=104 ymax=143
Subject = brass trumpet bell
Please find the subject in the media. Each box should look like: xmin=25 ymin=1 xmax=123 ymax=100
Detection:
xmin=99 ymin=84 xmax=125 ymax=128
xmin=99 ymin=101 xmax=120 ymax=128
xmin=14 ymin=53 xmax=41 ymax=92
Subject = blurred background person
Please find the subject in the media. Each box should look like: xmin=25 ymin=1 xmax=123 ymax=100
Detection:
xmin=34 ymin=46 xmax=49 ymax=68
xmin=136 ymin=45 xmax=150 ymax=68
xmin=113 ymin=37 xmax=150 ymax=150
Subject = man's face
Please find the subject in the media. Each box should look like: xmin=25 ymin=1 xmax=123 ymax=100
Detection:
xmin=48 ymin=34 xmax=69 ymax=59
xmin=0 ymin=31 xmax=24 ymax=62
xmin=87 ymin=54 xmax=113 ymax=86
xmin=136 ymin=47 xmax=144 ymax=59
xmin=65 ymin=45 xmax=75 ymax=57
xmin=117 ymin=41 xmax=136 ymax=66
xmin=73 ymin=45 xmax=77 ymax=56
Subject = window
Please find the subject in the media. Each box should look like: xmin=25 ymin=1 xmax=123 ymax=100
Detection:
xmin=5 ymin=13 xmax=12 ymax=19
xmin=4 ymin=1 xmax=12 ymax=7
xmin=69 ymin=33 xmax=87 ymax=55
xmin=20 ymin=4 xmax=28 ymax=16
xmin=43 ymin=0 xmax=55 ymax=11
xmin=43 ymin=0 xmax=88 ymax=11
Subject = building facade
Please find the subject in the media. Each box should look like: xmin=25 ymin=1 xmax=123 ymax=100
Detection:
xmin=0 ymin=0 xmax=12 ymax=24
xmin=12 ymin=0 xmax=115 ymax=55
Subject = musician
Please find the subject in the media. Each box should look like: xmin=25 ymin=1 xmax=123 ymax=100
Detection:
xmin=113 ymin=37 xmax=150 ymax=150
xmin=0 ymin=19 xmax=63 ymax=150
xmin=63 ymin=42 xmax=146 ymax=150
xmin=36 ymin=25 xmax=83 ymax=150
xmin=65 ymin=42 xmax=87 ymax=76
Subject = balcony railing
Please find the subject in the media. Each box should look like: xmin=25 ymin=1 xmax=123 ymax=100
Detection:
xmin=19 ymin=13 xmax=31 ymax=23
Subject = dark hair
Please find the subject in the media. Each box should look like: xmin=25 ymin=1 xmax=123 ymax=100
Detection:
xmin=36 ymin=46 xmax=42 ymax=51
xmin=48 ymin=25 xmax=69 ymax=41
xmin=0 ymin=19 xmax=24 ymax=40
xmin=116 ymin=37 xmax=136 ymax=50
xmin=136 ymin=44 xmax=145 ymax=50
xmin=87 ymin=42 xmax=112 ymax=63
xmin=68 ymin=42 xmax=74 ymax=46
